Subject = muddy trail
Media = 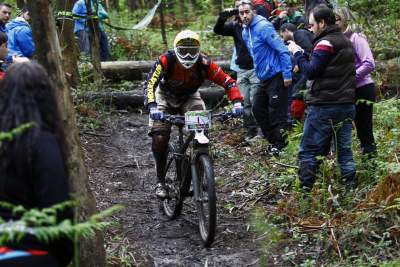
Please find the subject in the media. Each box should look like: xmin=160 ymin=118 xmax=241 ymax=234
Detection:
xmin=81 ymin=110 xmax=261 ymax=266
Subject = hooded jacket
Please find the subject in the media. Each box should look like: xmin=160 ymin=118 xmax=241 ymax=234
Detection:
xmin=242 ymin=15 xmax=292 ymax=82
xmin=6 ymin=17 xmax=35 ymax=58
xmin=72 ymin=0 xmax=109 ymax=33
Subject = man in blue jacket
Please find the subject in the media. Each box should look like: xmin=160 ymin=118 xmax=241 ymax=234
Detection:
xmin=238 ymin=0 xmax=292 ymax=155
xmin=6 ymin=6 xmax=35 ymax=58
xmin=214 ymin=0 xmax=260 ymax=141
xmin=72 ymin=0 xmax=110 ymax=61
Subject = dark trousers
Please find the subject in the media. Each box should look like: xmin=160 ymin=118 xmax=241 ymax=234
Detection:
xmin=99 ymin=30 xmax=109 ymax=61
xmin=355 ymin=83 xmax=376 ymax=154
xmin=76 ymin=29 xmax=109 ymax=61
xmin=252 ymin=73 xmax=288 ymax=149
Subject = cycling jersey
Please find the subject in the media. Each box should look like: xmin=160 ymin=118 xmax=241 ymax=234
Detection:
xmin=144 ymin=51 xmax=243 ymax=108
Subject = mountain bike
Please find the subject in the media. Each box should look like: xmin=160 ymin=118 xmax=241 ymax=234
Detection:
xmin=161 ymin=110 xmax=234 ymax=247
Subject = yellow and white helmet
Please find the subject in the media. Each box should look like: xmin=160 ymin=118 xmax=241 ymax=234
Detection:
xmin=173 ymin=30 xmax=201 ymax=69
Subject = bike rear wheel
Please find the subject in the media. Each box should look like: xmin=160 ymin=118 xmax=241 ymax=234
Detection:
xmin=195 ymin=154 xmax=216 ymax=247
xmin=162 ymin=144 xmax=184 ymax=219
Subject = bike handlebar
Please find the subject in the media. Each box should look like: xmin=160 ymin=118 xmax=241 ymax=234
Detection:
xmin=162 ymin=112 xmax=236 ymax=126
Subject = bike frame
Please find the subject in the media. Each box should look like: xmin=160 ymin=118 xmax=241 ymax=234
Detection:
xmin=164 ymin=124 xmax=209 ymax=202
xmin=162 ymin=112 xmax=233 ymax=201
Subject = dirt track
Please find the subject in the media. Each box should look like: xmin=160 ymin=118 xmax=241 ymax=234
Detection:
xmin=81 ymin=110 xmax=261 ymax=266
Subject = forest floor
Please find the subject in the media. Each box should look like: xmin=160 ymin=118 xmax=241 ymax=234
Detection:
xmin=80 ymin=109 xmax=265 ymax=267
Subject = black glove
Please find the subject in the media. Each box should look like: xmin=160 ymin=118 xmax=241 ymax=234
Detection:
xmin=219 ymin=8 xmax=238 ymax=19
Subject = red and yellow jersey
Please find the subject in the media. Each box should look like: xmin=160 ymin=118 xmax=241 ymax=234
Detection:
xmin=143 ymin=51 xmax=243 ymax=107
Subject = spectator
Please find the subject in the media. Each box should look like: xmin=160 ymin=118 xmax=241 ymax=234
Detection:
xmin=280 ymin=22 xmax=314 ymax=53
xmin=0 ymin=62 xmax=73 ymax=266
xmin=6 ymin=6 xmax=35 ymax=58
xmin=238 ymin=0 xmax=292 ymax=156
xmin=214 ymin=0 xmax=260 ymax=141
xmin=335 ymin=6 xmax=377 ymax=155
xmin=72 ymin=0 xmax=110 ymax=61
xmin=271 ymin=2 xmax=306 ymax=30
xmin=304 ymin=0 xmax=331 ymax=22
xmin=0 ymin=31 xmax=7 ymax=78
xmin=287 ymin=4 xmax=356 ymax=190
xmin=252 ymin=0 xmax=277 ymax=20
xmin=280 ymin=22 xmax=314 ymax=120
xmin=0 ymin=3 xmax=11 ymax=33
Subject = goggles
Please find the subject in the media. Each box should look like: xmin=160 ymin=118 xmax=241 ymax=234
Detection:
xmin=176 ymin=46 xmax=200 ymax=60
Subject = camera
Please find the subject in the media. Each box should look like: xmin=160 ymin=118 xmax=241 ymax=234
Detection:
xmin=221 ymin=8 xmax=239 ymax=18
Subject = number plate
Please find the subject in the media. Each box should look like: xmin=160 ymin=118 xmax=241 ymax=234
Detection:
xmin=184 ymin=110 xmax=211 ymax=131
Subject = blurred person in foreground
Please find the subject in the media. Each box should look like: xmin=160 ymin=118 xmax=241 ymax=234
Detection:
xmin=0 ymin=62 xmax=73 ymax=267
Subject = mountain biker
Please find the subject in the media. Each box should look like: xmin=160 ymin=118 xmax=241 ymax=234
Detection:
xmin=143 ymin=30 xmax=244 ymax=198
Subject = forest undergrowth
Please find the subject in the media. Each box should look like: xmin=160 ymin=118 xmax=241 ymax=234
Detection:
xmin=209 ymin=98 xmax=400 ymax=266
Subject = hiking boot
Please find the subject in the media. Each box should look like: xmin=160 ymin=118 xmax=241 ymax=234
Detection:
xmin=155 ymin=183 xmax=168 ymax=199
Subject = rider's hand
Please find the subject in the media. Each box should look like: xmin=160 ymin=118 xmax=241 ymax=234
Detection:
xmin=232 ymin=102 xmax=244 ymax=117
xmin=150 ymin=106 xmax=164 ymax=121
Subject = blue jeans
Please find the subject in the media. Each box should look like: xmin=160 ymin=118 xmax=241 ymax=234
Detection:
xmin=298 ymin=104 xmax=356 ymax=189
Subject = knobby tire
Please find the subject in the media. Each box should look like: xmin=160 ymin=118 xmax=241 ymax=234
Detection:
xmin=195 ymin=154 xmax=216 ymax=247
xmin=162 ymin=143 xmax=184 ymax=219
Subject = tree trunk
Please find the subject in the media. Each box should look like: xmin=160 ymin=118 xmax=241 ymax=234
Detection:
xmin=85 ymin=0 xmax=103 ymax=83
xmin=109 ymin=0 xmax=119 ymax=11
xmin=159 ymin=0 xmax=168 ymax=50
xmin=56 ymin=0 xmax=80 ymax=87
xmin=127 ymin=0 xmax=136 ymax=12
xmin=26 ymin=1 xmax=106 ymax=267
xmin=179 ymin=0 xmax=186 ymax=19
xmin=16 ymin=0 xmax=26 ymax=8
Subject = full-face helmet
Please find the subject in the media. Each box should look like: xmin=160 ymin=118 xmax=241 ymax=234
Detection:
xmin=173 ymin=30 xmax=201 ymax=69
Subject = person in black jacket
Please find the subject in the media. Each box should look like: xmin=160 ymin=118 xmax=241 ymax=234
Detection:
xmin=214 ymin=0 xmax=260 ymax=141
xmin=287 ymin=4 xmax=356 ymax=190
xmin=280 ymin=23 xmax=314 ymax=120
xmin=0 ymin=62 xmax=73 ymax=267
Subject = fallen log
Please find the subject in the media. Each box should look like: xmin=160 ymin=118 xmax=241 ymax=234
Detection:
xmin=92 ymin=59 xmax=400 ymax=85
xmin=79 ymin=86 xmax=228 ymax=109
xmin=93 ymin=60 xmax=232 ymax=81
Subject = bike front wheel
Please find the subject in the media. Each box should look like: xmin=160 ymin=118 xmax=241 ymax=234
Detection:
xmin=195 ymin=154 xmax=216 ymax=247
xmin=162 ymin=143 xmax=184 ymax=219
